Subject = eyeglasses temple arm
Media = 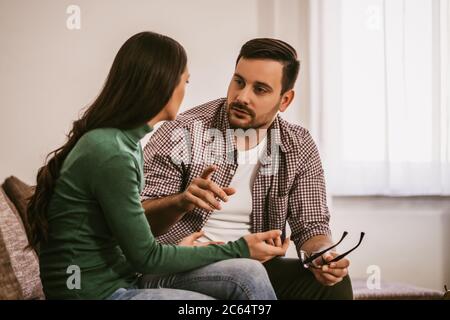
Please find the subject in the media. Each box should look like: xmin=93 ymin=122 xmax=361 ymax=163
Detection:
xmin=302 ymin=231 xmax=348 ymax=265
xmin=329 ymin=232 xmax=365 ymax=263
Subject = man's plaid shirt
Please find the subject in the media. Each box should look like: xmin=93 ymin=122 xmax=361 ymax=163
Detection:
xmin=141 ymin=98 xmax=331 ymax=257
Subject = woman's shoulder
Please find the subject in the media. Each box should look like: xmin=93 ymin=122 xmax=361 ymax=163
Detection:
xmin=76 ymin=128 xmax=132 ymax=164
xmin=82 ymin=127 xmax=120 ymax=143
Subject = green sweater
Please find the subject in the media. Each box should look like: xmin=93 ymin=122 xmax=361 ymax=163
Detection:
xmin=39 ymin=124 xmax=250 ymax=300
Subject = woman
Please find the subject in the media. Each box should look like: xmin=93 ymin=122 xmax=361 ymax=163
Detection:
xmin=26 ymin=31 xmax=289 ymax=300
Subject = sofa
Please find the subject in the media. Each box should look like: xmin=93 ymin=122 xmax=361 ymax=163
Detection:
xmin=0 ymin=176 xmax=445 ymax=300
xmin=0 ymin=176 xmax=43 ymax=299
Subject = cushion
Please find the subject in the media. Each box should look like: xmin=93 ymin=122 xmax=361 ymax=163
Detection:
xmin=0 ymin=225 xmax=23 ymax=299
xmin=0 ymin=187 xmax=44 ymax=300
xmin=2 ymin=176 xmax=35 ymax=241
xmin=352 ymin=278 xmax=443 ymax=300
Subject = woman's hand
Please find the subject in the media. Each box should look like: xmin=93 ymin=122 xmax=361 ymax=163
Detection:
xmin=178 ymin=230 xmax=225 ymax=247
xmin=244 ymin=230 xmax=290 ymax=263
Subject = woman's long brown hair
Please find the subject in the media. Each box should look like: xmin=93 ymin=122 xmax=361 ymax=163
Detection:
xmin=26 ymin=31 xmax=187 ymax=250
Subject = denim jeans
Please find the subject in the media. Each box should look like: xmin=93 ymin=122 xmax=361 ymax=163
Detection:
xmin=107 ymin=287 xmax=214 ymax=300
xmin=108 ymin=258 xmax=277 ymax=300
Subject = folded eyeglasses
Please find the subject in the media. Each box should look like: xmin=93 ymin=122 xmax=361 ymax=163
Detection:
xmin=300 ymin=231 xmax=365 ymax=269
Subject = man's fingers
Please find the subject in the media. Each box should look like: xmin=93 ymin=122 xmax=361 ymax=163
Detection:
xmin=222 ymin=187 xmax=236 ymax=196
xmin=191 ymin=186 xmax=221 ymax=210
xmin=320 ymin=271 xmax=342 ymax=285
xmin=310 ymin=269 xmax=334 ymax=286
xmin=318 ymin=252 xmax=337 ymax=267
xmin=323 ymin=265 xmax=348 ymax=278
xmin=330 ymin=258 xmax=350 ymax=269
xmin=185 ymin=192 xmax=215 ymax=211
xmin=321 ymin=264 xmax=344 ymax=282
xmin=313 ymin=266 xmax=341 ymax=283
xmin=266 ymin=239 xmax=275 ymax=246
xmin=323 ymin=253 xmax=335 ymax=262
xmin=200 ymin=165 xmax=217 ymax=180
xmin=197 ymin=179 xmax=229 ymax=202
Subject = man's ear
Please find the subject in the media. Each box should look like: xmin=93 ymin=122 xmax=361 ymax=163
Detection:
xmin=279 ymin=90 xmax=295 ymax=112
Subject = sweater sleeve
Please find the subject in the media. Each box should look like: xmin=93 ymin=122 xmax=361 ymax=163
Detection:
xmin=91 ymin=153 xmax=250 ymax=275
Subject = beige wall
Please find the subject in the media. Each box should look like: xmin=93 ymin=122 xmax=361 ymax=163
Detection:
xmin=0 ymin=0 xmax=310 ymax=183
xmin=329 ymin=197 xmax=450 ymax=291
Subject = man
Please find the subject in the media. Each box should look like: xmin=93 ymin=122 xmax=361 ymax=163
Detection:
xmin=140 ymin=38 xmax=353 ymax=300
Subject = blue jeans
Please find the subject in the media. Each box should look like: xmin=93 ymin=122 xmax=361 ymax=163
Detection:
xmin=108 ymin=258 xmax=277 ymax=300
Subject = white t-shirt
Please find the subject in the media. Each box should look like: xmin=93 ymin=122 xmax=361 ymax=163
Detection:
xmin=198 ymin=135 xmax=267 ymax=243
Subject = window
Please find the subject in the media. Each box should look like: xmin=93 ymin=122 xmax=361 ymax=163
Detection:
xmin=311 ymin=0 xmax=450 ymax=195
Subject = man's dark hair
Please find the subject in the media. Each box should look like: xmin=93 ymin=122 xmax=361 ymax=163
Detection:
xmin=236 ymin=38 xmax=300 ymax=94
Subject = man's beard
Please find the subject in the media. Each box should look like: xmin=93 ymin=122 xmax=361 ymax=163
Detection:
xmin=227 ymin=101 xmax=279 ymax=130
xmin=229 ymin=101 xmax=255 ymax=117
xmin=227 ymin=101 xmax=254 ymax=129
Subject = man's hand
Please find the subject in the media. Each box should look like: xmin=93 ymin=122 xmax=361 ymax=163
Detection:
xmin=178 ymin=230 xmax=225 ymax=247
xmin=309 ymin=252 xmax=350 ymax=286
xmin=143 ymin=165 xmax=235 ymax=237
xmin=179 ymin=165 xmax=235 ymax=212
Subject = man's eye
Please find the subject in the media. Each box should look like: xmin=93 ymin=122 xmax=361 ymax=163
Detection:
xmin=234 ymin=79 xmax=244 ymax=86
xmin=255 ymin=87 xmax=267 ymax=94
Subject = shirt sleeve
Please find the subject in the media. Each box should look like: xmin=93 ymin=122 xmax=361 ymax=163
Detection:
xmin=287 ymin=131 xmax=332 ymax=256
xmin=141 ymin=121 xmax=186 ymax=201
xmin=91 ymin=153 xmax=250 ymax=275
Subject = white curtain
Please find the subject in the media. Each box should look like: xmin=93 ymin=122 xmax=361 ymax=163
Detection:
xmin=310 ymin=0 xmax=450 ymax=195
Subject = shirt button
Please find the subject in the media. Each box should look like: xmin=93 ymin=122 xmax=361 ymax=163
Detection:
xmin=230 ymin=169 xmax=235 ymax=175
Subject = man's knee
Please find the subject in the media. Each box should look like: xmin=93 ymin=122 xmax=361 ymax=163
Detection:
xmin=263 ymin=258 xmax=354 ymax=300
xmin=323 ymin=275 xmax=354 ymax=300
